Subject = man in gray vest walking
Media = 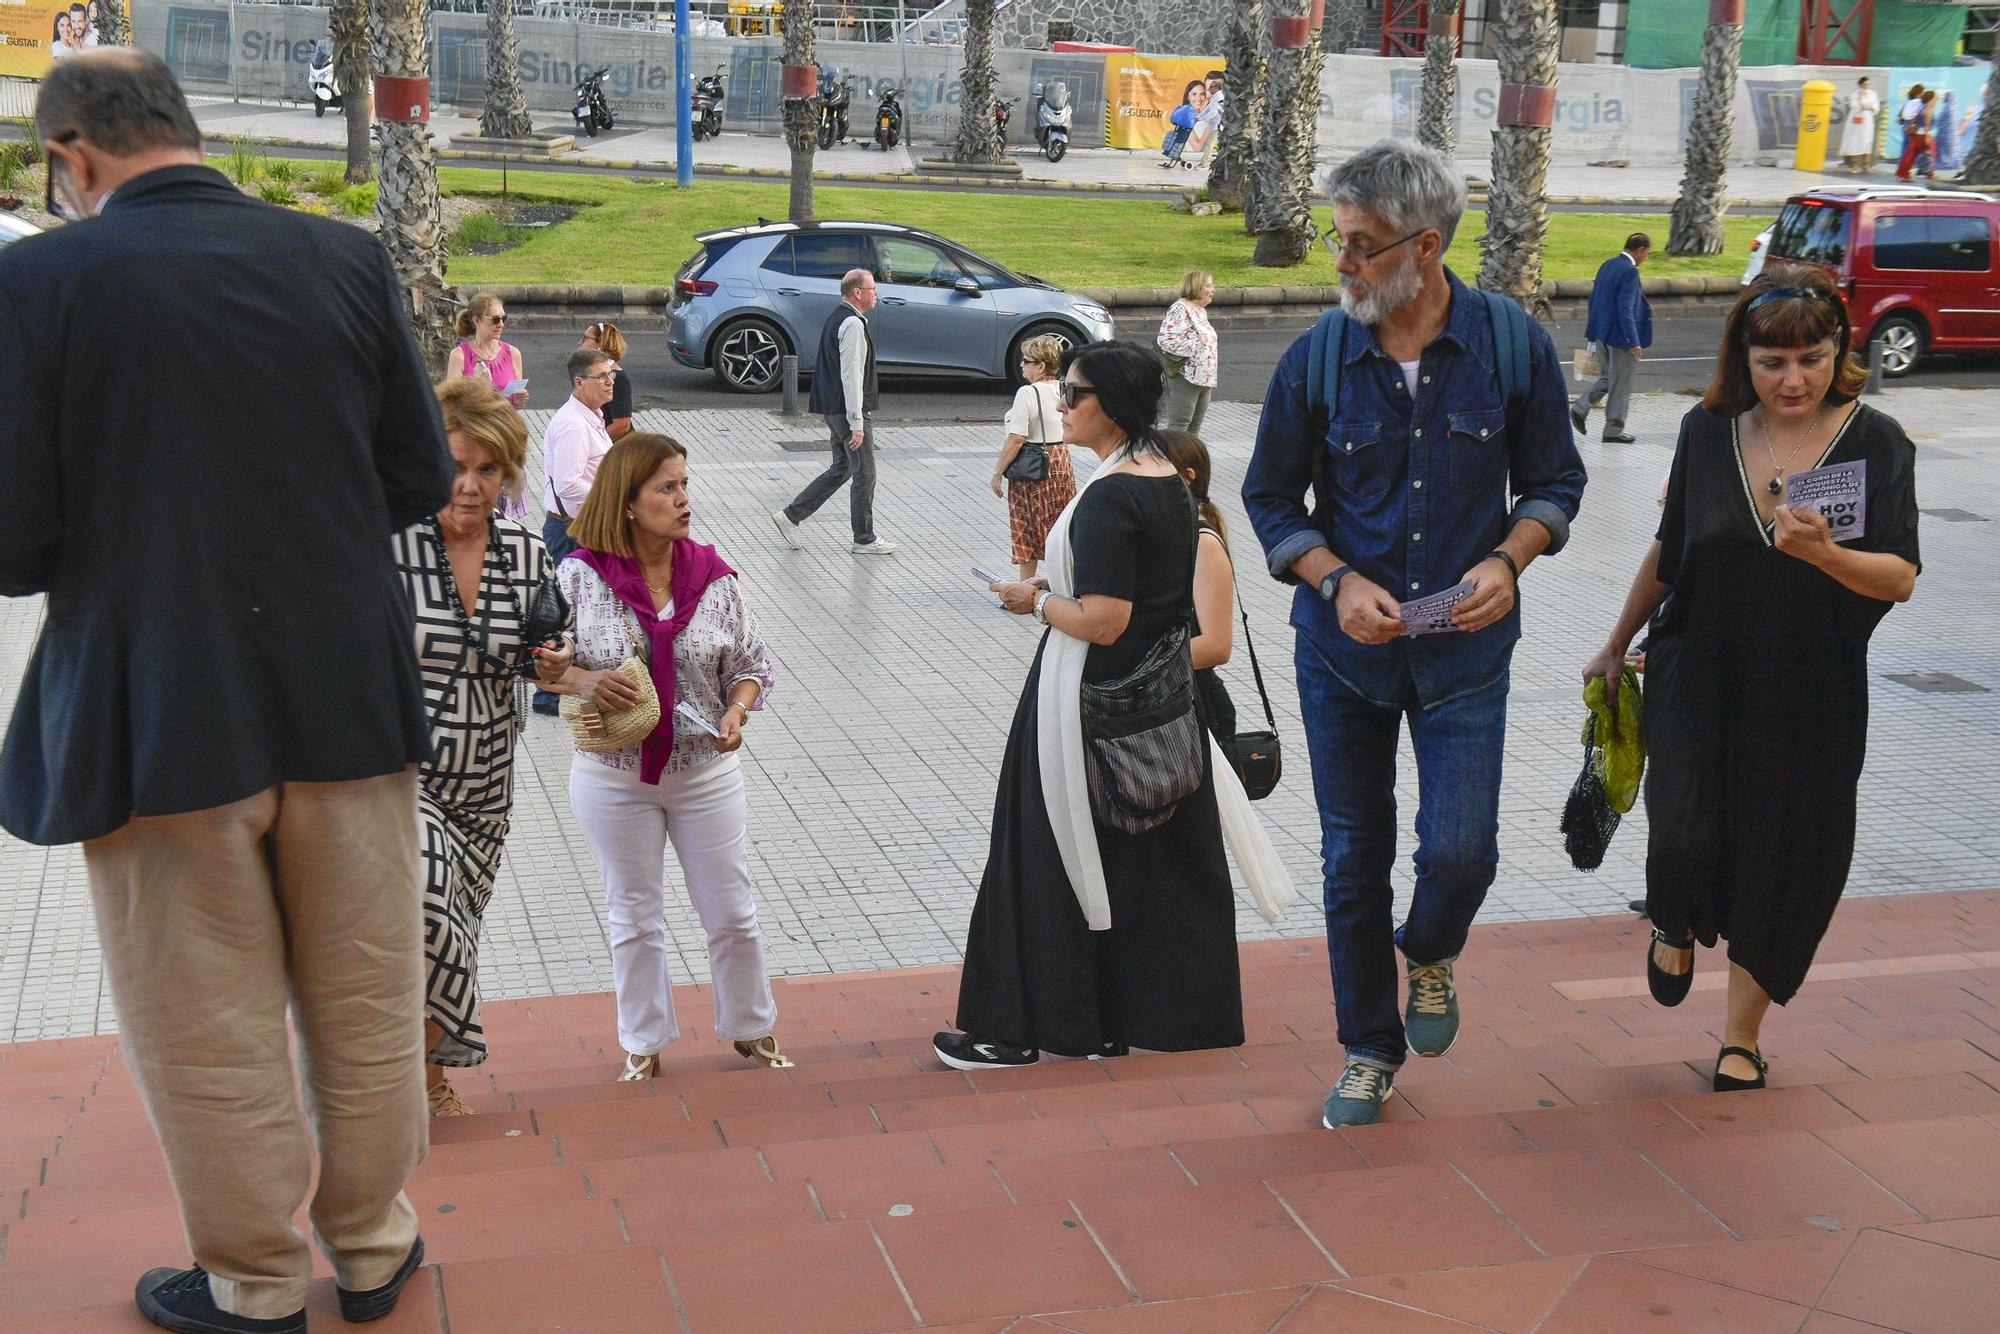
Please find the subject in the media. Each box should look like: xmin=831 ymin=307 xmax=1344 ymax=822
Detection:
xmin=773 ymin=268 xmax=899 ymax=554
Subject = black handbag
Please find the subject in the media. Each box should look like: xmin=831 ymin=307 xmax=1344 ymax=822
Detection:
xmin=1080 ymin=623 xmax=1205 ymax=834
xmin=1002 ymin=385 xmax=1053 ymax=482
xmin=1560 ymin=716 xmax=1622 ymax=871
xmin=518 ymin=570 xmax=571 ymax=677
xmin=1224 ymin=599 xmax=1282 ymax=800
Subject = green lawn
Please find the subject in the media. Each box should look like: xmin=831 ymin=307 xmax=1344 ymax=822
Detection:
xmin=249 ymin=158 xmax=1765 ymax=289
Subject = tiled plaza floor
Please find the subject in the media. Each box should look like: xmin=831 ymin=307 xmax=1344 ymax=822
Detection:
xmin=2 ymin=387 xmax=1996 ymax=1043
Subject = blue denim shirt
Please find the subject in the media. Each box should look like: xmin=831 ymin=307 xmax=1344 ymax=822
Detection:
xmin=1242 ymin=270 xmax=1587 ymax=710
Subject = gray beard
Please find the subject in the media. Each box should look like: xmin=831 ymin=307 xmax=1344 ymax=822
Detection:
xmin=1338 ymin=256 xmax=1425 ymax=326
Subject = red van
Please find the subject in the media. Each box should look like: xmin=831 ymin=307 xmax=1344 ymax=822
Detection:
xmin=1761 ymin=186 xmax=2000 ymax=377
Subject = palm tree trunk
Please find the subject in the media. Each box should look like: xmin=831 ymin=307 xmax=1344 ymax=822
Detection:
xmin=1958 ymin=54 xmax=2000 ymax=187
xmin=1418 ymin=0 xmax=1461 ymax=156
xmin=952 ymin=0 xmax=1002 ymax=164
xmin=95 ymin=0 xmax=127 ymax=45
xmin=1478 ymin=0 xmax=1557 ymax=316
xmin=1207 ymin=0 xmax=1264 ymax=215
xmin=1250 ymin=0 xmax=1323 ymax=268
xmin=332 ymin=0 xmax=373 ymax=184
xmin=781 ymin=0 xmax=817 ymax=222
xmin=481 ymin=0 xmax=533 ymax=141
xmin=370 ymin=0 xmax=453 ymax=369
xmin=1667 ymin=3 xmax=1743 ymax=257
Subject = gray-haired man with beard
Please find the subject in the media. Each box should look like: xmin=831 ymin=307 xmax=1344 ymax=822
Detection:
xmin=1242 ymin=139 xmax=1586 ymax=1128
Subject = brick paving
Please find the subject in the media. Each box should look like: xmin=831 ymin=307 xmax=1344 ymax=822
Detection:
xmin=4 ymin=892 xmax=2000 ymax=1330
xmin=2 ymin=386 xmax=1997 ymax=1044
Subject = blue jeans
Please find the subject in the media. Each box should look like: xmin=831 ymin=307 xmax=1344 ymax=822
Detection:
xmin=1295 ymin=636 xmax=1508 ymax=1070
xmin=536 ymin=514 xmax=579 ymax=707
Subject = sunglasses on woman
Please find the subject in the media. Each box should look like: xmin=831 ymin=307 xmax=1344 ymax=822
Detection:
xmin=1057 ymin=380 xmax=1099 ymax=409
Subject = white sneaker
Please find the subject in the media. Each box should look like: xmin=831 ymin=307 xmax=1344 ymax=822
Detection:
xmin=849 ymin=536 xmax=899 ymax=555
xmin=771 ymin=510 xmax=803 ymax=550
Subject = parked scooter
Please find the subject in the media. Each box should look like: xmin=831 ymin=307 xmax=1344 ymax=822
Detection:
xmin=994 ymin=98 xmax=1015 ymax=148
xmin=309 ymin=39 xmax=342 ymax=119
xmin=816 ymin=68 xmax=850 ymax=149
xmin=872 ymin=86 xmax=903 ymax=151
xmin=1035 ymin=79 xmax=1072 ymax=163
xmin=572 ymin=67 xmax=613 ymax=137
xmin=690 ymin=64 xmax=725 ymax=140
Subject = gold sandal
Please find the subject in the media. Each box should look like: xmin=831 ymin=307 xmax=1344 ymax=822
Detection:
xmin=427 ymin=1077 xmax=474 ymax=1118
xmin=733 ymin=1035 xmax=794 ymax=1069
xmin=617 ymin=1051 xmax=660 ymax=1082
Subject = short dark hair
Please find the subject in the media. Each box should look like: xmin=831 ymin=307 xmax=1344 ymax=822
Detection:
xmin=567 ymin=347 xmax=612 ymax=382
xmin=34 ymin=50 xmax=202 ymax=156
xmin=1064 ymin=341 xmax=1165 ymax=452
xmin=1703 ymin=264 xmax=1869 ymax=415
xmin=1625 ymin=232 xmax=1651 ymax=252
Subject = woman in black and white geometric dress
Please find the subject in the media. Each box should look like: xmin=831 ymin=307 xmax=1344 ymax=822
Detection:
xmin=392 ymin=379 xmax=569 ymax=1116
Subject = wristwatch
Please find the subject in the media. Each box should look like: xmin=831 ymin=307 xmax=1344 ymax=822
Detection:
xmin=1031 ymin=591 xmax=1052 ymax=624
xmin=1319 ymin=565 xmax=1354 ymax=602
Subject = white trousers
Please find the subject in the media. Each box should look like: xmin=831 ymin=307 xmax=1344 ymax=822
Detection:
xmin=570 ymin=754 xmax=778 ymax=1054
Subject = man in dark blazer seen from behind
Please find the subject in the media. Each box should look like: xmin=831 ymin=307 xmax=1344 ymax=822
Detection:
xmin=0 ymin=51 xmax=452 ymax=1334
xmin=1571 ymin=231 xmax=1654 ymax=445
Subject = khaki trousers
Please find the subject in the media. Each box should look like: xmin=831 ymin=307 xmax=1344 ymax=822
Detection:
xmin=84 ymin=770 xmax=428 ymax=1319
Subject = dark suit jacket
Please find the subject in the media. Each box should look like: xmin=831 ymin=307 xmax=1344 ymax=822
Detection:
xmin=1584 ymin=252 xmax=1653 ymax=351
xmin=0 ymin=166 xmax=452 ymax=846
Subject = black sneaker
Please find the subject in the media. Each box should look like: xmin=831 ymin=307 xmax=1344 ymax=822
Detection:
xmin=1569 ymin=402 xmax=1589 ymax=433
xmin=932 ymin=1031 xmax=1039 ymax=1070
xmin=135 ymin=1267 xmax=305 ymax=1334
xmin=1602 ymin=430 xmax=1637 ymax=444
xmin=336 ymin=1236 xmax=425 ymax=1323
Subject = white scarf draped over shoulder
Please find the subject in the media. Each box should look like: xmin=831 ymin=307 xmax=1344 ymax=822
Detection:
xmin=1034 ymin=450 xmax=1296 ymax=932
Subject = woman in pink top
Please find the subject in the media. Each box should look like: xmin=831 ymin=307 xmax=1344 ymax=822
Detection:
xmin=446 ymin=293 xmax=530 ymax=410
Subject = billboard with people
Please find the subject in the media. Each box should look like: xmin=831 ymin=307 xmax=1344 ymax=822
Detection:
xmin=1 ymin=0 xmax=102 ymax=80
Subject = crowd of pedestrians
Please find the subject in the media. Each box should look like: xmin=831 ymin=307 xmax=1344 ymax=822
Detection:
xmin=0 ymin=53 xmax=1927 ymax=1333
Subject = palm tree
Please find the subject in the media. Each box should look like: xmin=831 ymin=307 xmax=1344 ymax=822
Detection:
xmin=1249 ymin=0 xmax=1323 ymax=268
xmin=95 ymin=0 xmax=127 ymax=45
xmin=1207 ymin=0 xmax=1264 ymax=215
xmin=780 ymin=0 xmax=816 ymax=221
xmin=1417 ymin=0 xmax=1462 ymax=155
xmin=1477 ymin=0 xmax=1558 ymax=314
xmin=481 ymin=0 xmax=532 ymax=141
xmin=1957 ymin=53 xmax=2000 ymax=187
xmin=1667 ymin=2 xmax=1743 ymax=256
xmin=331 ymin=0 xmax=373 ymax=185
xmin=951 ymin=0 xmax=1003 ymax=164
xmin=370 ymin=0 xmax=453 ymax=367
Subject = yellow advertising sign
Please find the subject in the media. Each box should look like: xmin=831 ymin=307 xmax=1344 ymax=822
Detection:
xmin=1 ymin=0 xmax=97 ymax=81
xmin=1104 ymin=54 xmax=1225 ymax=152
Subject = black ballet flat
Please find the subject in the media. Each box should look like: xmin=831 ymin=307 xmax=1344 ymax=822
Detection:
xmin=1712 ymin=1045 xmax=1769 ymax=1092
xmin=1645 ymin=926 xmax=1696 ymax=1007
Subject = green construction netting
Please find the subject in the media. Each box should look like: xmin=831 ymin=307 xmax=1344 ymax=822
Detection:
xmin=1624 ymin=0 xmax=1965 ymax=71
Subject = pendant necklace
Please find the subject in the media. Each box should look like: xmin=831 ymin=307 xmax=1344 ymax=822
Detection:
xmin=1755 ymin=407 xmax=1821 ymax=496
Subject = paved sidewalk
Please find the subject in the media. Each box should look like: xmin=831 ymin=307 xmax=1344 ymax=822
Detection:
xmin=2 ymin=387 xmax=1995 ymax=1042
xmin=188 ymin=97 xmax=1881 ymax=205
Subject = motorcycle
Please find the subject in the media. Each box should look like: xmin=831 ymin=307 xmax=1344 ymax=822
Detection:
xmin=872 ymin=86 xmax=903 ymax=151
xmin=572 ymin=66 xmax=613 ymax=137
xmin=816 ymin=69 xmax=850 ymax=149
xmin=308 ymin=39 xmax=342 ymax=119
xmin=994 ymin=98 xmax=1015 ymax=148
xmin=1035 ymin=79 xmax=1072 ymax=163
xmin=690 ymin=64 xmax=725 ymax=141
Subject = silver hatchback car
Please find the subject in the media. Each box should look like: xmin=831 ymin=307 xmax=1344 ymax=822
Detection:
xmin=667 ymin=220 xmax=1116 ymax=392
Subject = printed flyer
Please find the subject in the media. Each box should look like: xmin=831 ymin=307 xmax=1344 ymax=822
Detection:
xmin=1398 ymin=580 xmax=1475 ymax=636
xmin=1784 ymin=459 xmax=1867 ymax=543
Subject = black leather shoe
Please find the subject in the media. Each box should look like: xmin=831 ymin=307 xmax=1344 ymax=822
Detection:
xmin=1570 ymin=402 xmax=1589 ymax=433
xmin=336 ymin=1237 xmax=425 ymax=1323
xmin=135 ymin=1267 xmax=305 ymax=1334
xmin=1602 ymin=430 xmax=1637 ymax=444
xmin=1645 ymin=927 xmax=1696 ymax=1007
xmin=1713 ymin=1045 xmax=1769 ymax=1092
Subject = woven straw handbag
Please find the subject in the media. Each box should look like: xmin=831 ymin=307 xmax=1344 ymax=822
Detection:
xmin=560 ymin=614 xmax=661 ymax=752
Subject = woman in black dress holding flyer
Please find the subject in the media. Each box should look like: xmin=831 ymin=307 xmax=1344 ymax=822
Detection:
xmin=1582 ymin=266 xmax=1920 ymax=1092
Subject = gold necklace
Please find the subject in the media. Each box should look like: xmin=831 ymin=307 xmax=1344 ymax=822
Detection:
xmin=1755 ymin=406 xmax=1824 ymax=496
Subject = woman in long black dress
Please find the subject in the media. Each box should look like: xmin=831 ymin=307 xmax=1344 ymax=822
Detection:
xmin=935 ymin=343 xmax=1244 ymax=1067
xmin=1584 ymin=266 xmax=1920 ymax=1092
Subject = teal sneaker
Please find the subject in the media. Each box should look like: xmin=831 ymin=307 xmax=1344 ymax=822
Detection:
xmin=1405 ymin=957 xmax=1461 ymax=1057
xmin=1321 ymin=1060 xmax=1396 ymax=1128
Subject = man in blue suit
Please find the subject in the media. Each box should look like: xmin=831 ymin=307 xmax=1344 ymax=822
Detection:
xmin=1572 ymin=232 xmax=1653 ymax=444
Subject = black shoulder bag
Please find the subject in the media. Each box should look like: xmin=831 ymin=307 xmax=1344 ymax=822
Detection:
xmin=1225 ymin=599 xmax=1282 ymax=800
xmin=1003 ymin=384 xmax=1052 ymax=483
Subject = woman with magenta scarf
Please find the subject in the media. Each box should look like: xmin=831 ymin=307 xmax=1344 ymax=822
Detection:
xmin=549 ymin=433 xmax=791 ymax=1079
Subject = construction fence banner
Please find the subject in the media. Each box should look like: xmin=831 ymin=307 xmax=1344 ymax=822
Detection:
xmin=1 ymin=0 xmax=86 ymax=81
xmin=1103 ymin=54 xmax=1223 ymax=152
xmin=1882 ymin=65 xmax=1990 ymax=173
